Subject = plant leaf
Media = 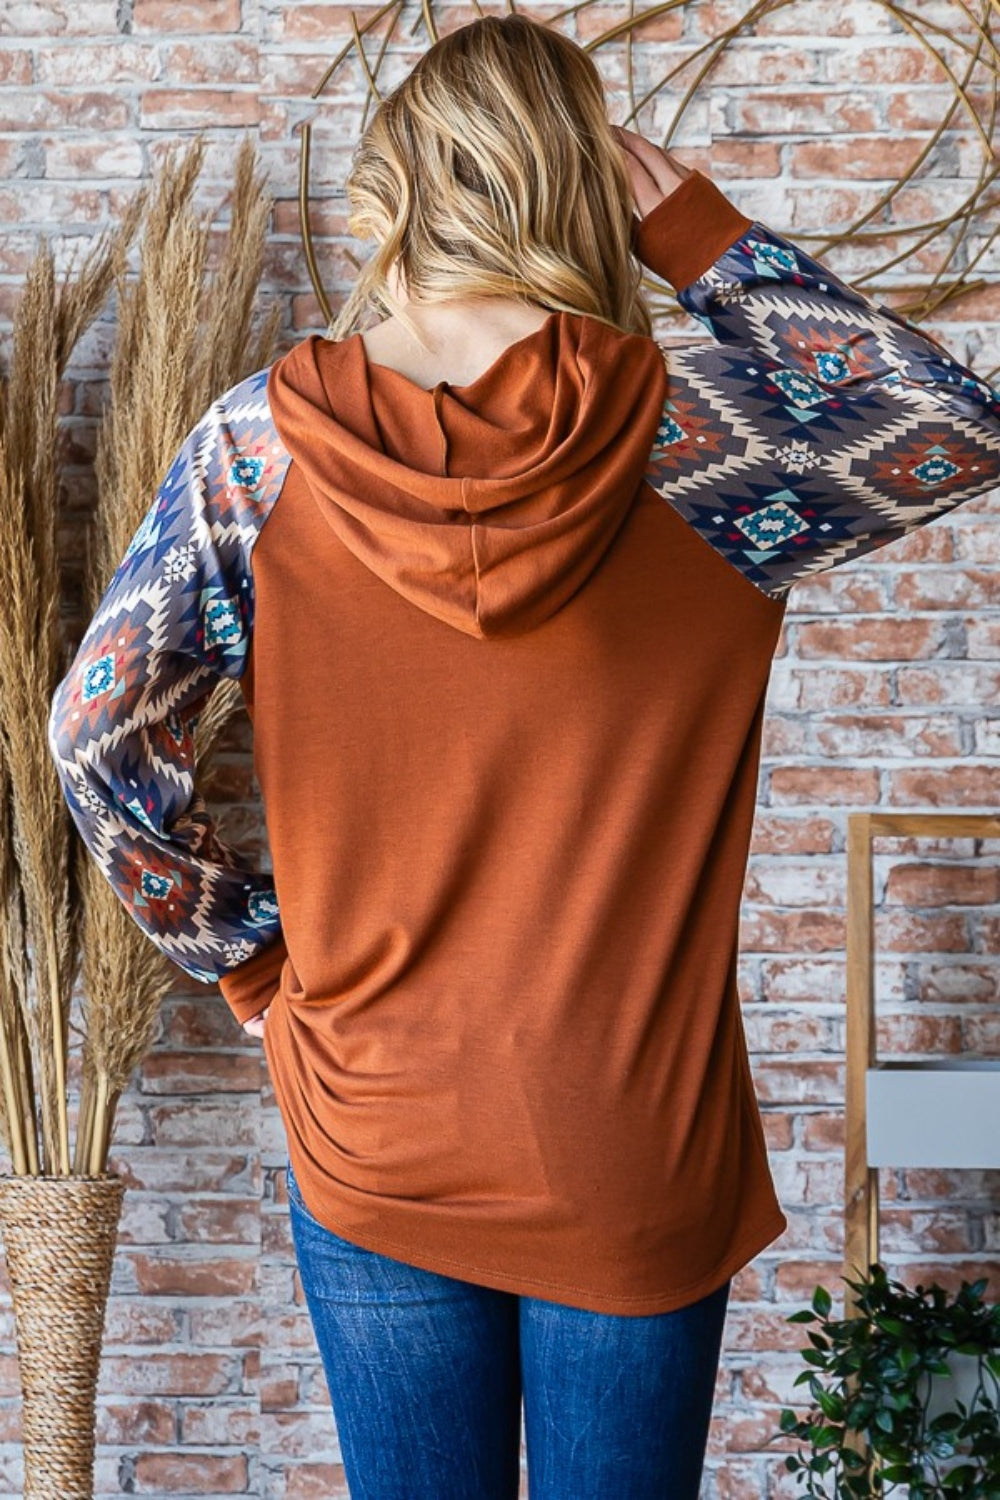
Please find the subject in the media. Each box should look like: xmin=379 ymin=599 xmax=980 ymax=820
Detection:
xmin=928 ymin=1412 xmax=963 ymax=1434
xmin=881 ymin=1463 xmax=914 ymax=1482
xmin=813 ymin=1285 xmax=833 ymax=1318
xmin=816 ymin=1389 xmax=846 ymax=1422
xmin=941 ymin=1464 xmax=979 ymax=1488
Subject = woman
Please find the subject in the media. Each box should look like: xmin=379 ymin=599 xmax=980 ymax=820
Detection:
xmin=49 ymin=13 xmax=1000 ymax=1499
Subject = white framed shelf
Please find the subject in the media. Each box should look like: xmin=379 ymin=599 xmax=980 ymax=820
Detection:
xmin=866 ymin=1059 xmax=1000 ymax=1169
xmin=844 ymin=811 xmax=1000 ymax=1314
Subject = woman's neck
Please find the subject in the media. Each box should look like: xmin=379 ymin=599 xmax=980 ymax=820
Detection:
xmin=359 ymin=297 xmax=553 ymax=390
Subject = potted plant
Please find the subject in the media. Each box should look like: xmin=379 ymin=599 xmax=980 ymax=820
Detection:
xmin=771 ymin=1263 xmax=1000 ymax=1497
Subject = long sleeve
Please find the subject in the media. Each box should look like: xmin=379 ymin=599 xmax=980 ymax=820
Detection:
xmin=636 ymin=170 xmax=1000 ymax=600
xmin=47 ymin=366 xmax=293 ymax=1026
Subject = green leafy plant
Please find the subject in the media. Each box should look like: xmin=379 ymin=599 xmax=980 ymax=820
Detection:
xmin=772 ymin=1264 xmax=1000 ymax=1497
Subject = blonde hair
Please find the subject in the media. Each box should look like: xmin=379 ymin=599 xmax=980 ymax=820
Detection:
xmin=327 ymin=13 xmax=652 ymax=347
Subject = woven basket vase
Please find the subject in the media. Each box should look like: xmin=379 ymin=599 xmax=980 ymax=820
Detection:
xmin=0 ymin=1172 xmax=126 ymax=1499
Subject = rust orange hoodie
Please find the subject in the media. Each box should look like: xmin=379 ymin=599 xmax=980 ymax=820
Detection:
xmin=49 ymin=172 xmax=1000 ymax=1313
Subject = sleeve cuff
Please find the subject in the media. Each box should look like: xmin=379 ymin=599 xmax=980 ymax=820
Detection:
xmin=217 ymin=931 xmax=288 ymax=1026
xmin=634 ymin=170 xmax=755 ymax=293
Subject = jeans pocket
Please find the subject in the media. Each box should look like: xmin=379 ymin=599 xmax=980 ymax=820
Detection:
xmin=285 ymin=1157 xmax=318 ymax=1219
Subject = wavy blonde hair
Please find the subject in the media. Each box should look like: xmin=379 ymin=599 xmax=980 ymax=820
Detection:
xmin=326 ymin=13 xmax=651 ymax=347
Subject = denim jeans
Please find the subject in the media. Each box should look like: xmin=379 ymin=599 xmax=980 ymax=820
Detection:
xmin=286 ymin=1156 xmax=731 ymax=1499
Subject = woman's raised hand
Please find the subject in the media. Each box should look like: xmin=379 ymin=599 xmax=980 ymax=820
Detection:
xmin=611 ymin=125 xmax=694 ymax=220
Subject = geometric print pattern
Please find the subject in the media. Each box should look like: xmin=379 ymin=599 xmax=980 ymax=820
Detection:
xmin=47 ymin=366 xmax=292 ymax=984
xmin=47 ymin=217 xmax=1000 ymax=991
xmin=645 ymin=220 xmax=1000 ymax=598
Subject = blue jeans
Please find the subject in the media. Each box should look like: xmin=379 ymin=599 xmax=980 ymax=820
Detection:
xmin=286 ymin=1156 xmax=731 ymax=1499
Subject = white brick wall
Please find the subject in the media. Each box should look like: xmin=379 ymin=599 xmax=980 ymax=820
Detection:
xmin=1 ymin=2 xmax=998 ymax=1494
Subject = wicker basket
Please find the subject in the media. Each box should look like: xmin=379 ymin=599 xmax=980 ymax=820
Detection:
xmin=0 ymin=1171 xmax=126 ymax=1499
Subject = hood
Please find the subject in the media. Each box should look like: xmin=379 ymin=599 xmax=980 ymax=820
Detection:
xmin=265 ymin=308 xmax=669 ymax=639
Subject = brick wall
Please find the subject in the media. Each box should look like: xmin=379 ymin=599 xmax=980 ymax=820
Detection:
xmin=1 ymin=1 xmax=998 ymax=1496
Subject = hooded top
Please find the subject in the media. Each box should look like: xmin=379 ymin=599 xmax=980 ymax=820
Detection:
xmin=49 ymin=171 xmax=1000 ymax=1315
xmin=267 ymin=308 xmax=669 ymax=640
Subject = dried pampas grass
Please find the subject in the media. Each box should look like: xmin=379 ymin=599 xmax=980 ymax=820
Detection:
xmin=0 ymin=204 xmax=143 ymax=1177
xmin=76 ymin=133 xmax=280 ymax=1176
xmin=0 ymin=130 xmax=280 ymax=1178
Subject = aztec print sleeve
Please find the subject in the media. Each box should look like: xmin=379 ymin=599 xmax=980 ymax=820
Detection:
xmin=47 ymin=367 xmax=293 ymax=1027
xmin=636 ymin=170 xmax=1000 ymax=600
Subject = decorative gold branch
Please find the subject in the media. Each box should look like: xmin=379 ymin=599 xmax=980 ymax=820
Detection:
xmin=296 ymin=0 xmax=999 ymax=383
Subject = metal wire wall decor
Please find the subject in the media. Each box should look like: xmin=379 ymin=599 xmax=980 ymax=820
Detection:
xmin=295 ymin=0 xmax=999 ymax=383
